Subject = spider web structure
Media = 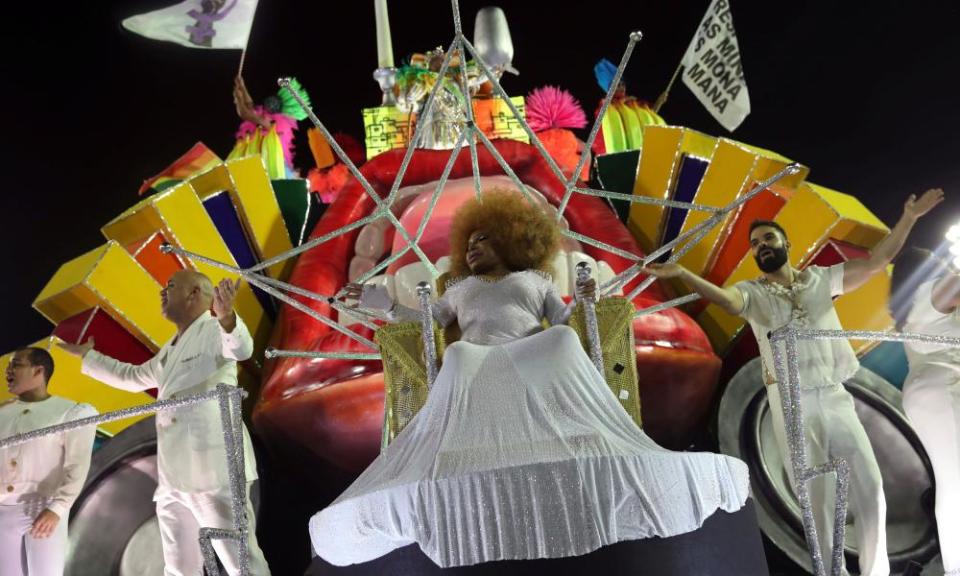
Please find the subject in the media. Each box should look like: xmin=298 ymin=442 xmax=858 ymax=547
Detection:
xmin=168 ymin=0 xmax=799 ymax=361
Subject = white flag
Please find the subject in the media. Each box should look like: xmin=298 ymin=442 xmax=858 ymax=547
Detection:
xmin=680 ymin=0 xmax=750 ymax=131
xmin=122 ymin=0 xmax=258 ymax=49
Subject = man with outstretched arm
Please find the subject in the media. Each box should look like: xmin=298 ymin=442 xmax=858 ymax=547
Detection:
xmin=59 ymin=270 xmax=271 ymax=576
xmin=644 ymin=188 xmax=943 ymax=576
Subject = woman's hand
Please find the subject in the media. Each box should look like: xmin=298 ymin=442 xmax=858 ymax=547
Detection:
xmin=344 ymin=283 xmax=394 ymax=311
xmin=576 ymin=278 xmax=597 ymax=301
xmin=343 ymin=282 xmax=365 ymax=304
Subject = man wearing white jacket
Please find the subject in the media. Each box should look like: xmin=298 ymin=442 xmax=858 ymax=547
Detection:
xmin=60 ymin=270 xmax=270 ymax=576
xmin=1 ymin=347 xmax=97 ymax=576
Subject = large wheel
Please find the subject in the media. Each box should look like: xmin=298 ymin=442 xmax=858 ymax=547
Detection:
xmin=64 ymin=417 xmax=261 ymax=575
xmin=65 ymin=417 xmax=161 ymax=576
xmin=718 ymin=358 xmax=939 ymax=573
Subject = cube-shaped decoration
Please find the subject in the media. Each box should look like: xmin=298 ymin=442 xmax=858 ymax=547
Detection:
xmin=628 ymin=126 xmax=716 ymax=252
xmin=808 ymin=239 xmax=895 ymax=354
xmin=271 ymin=179 xmax=313 ymax=246
xmin=53 ymin=307 xmax=155 ymax=368
xmin=472 ymin=97 xmax=528 ymax=143
xmin=100 ymin=183 xmax=271 ymax=350
xmin=696 ymin=182 xmax=890 ymax=355
xmin=593 ymin=150 xmax=640 ymax=224
xmin=362 ymin=106 xmax=415 ymax=160
xmin=33 ymin=241 xmax=175 ymax=350
xmin=0 ymin=337 xmax=155 ymax=435
xmin=188 ymin=156 xmax=295 ymax=281
xmin=124 ymin=231 xmax=186 ymax=287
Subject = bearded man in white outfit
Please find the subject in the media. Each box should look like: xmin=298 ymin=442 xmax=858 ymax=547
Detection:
xmin=59 ymin=270 xmax=270 ymax=576
xmin=643 ymin=188 xmax=944 ymax=576
xmin=1 ymin=346 xmax=97 ymax=576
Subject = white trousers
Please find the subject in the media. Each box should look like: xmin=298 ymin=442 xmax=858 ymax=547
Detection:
xmin=155 ymin=482 xmax=270 ymax=576
xmin=767 ymin=384 xmax=889 ymax=576
xmin=0 ymin=497 xmax=67 ymax=576
xmin=903 ymin=364 xmax=960 ymax=576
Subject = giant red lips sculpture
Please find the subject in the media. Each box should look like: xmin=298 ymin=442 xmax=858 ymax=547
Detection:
xmin=253 ymin=140 xmax=720 ymax=473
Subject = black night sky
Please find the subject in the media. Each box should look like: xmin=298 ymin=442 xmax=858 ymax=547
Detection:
xmin=3 ymin=1 xmax=959 ymax=353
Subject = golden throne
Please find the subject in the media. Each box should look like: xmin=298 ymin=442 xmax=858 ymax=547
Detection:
xmin=376 ymin=272 xmax=642 ymax=449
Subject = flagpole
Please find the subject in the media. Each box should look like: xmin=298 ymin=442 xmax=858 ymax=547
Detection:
xmin=653 ymin=60 xmax=683 ymax=113
xmin=237 ymin=0 xmax=258 ymax=77
xmin=238 ymin=47 xmax=248 ymax=77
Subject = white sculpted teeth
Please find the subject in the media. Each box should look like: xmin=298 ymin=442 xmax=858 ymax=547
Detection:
xmin=394 ymin=262 xmax=436 ymax=310
xmin=550 ymin=251 xmax=570 ymax=297
xmin=596 ymin=261 xmax=619 ymax=295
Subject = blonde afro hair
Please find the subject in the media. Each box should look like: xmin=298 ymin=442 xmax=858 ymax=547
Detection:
xmin=447 ymin=189 xmax=561 ymax=278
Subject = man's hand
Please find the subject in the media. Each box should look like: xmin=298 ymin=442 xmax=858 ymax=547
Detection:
xmin=642 ymin=262 xmax=686 ymax=280
xmin=57 ymin=337 xmax=95 ymax=358
xmin=904 ymin=188 xmax=944 ymax=221
xmin=30 ymin=509 xmax=60 ymax=539
xmin=214 ymin=278 xmax=242 ymax=332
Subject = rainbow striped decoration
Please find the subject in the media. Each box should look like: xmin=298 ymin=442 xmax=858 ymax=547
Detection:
xmin=138 ymin=142 xmax=223 ymax=195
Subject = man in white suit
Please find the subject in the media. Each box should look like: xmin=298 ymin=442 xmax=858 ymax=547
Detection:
xmin=60 ymin=270 xmax=270 ymax=576
xmin=1 ymin=347 xmax=97 ymax=576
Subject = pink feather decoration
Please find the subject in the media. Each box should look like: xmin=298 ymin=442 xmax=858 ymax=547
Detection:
xmin=236 ymin=106 xmax=300 ymax=167
xmin=525 ymin=86 xmax=588 ymax=132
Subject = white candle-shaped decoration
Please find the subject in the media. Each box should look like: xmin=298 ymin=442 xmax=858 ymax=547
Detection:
xmin=374 ymin=0 xmax=394 ymax=69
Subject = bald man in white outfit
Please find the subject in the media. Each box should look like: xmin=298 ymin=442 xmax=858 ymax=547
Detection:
xmin=60 ymin=270 xmax=270 ymax=576
xmin=1 ymin=346 xmax=97 ymax=576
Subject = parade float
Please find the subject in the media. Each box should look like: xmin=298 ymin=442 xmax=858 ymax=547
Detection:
xmin=0 ymin=3 xmax=941 ymax=575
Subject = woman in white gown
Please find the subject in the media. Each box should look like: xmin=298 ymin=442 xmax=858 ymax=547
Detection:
xmin=309 ymin=190 xmax=750 ymax=568
xmin=896 ymin=250 xmax=960 ymax=576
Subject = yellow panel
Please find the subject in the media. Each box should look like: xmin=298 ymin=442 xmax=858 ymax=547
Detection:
xmin=1 ymin=339 xmax=155 ymax=436
xmin=88 ymin=243 xmax=175 ymax=348
xmin=836 ymin=270 xmax=894 ymax=354
xmin=225 ymin=156 xmax=294 ymax=280
xmin=33 ymin=245 xmax=108 ymax=324
xmin=188 ymin=163 xmax=233 ymax=198
xmin=34 ymin=242 xmax=174 ymax=350
xmin=674 ymin=140 xmax=758 ymax=281
xmin=101 ymin=185 xmax=272 ymax=350
xmin=695 ymin=182 xmax=891 ymax=355
xmin=628 ymin=126 xmax=715 ymax=251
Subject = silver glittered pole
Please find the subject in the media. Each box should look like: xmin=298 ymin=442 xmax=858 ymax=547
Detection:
xmin=199 ymin=384 xmax=251 ymax=576
xmin=576 ymin=262 xmax=604 ymax=376
xmin=770 ymin=324 xmax=849 ymax=576
xmin=417 ymin=281 xmax=439 ymax=386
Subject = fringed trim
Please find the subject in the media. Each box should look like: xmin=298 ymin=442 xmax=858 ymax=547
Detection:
xmin=444 ymin=270 xmax=553 ymax=291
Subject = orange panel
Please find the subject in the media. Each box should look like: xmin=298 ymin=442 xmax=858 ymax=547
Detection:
xmin=706 ymin=183 xmax=793 ymax=287
xmin=125 ymin=232 xmax=184 ymax=287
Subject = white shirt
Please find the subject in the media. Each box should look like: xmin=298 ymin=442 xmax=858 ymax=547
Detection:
xmin=81 ymin=312 xmax=258 ymax=494
xmin=903 ymin=279 xmax=960 ymax=368
xmin=735 ymin=264 xmax=859 ymax=388
xmin=0 ymin=396 xmax=97 ymax=517
xmin=434 ymin=271 xmax=574 ymax=345
xmin=371 ymin=271 xmax=575 ymax=346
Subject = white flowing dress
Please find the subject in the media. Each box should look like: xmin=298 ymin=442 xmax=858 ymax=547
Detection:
xmin=310 ymin=271 xmax=750 ymax=567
